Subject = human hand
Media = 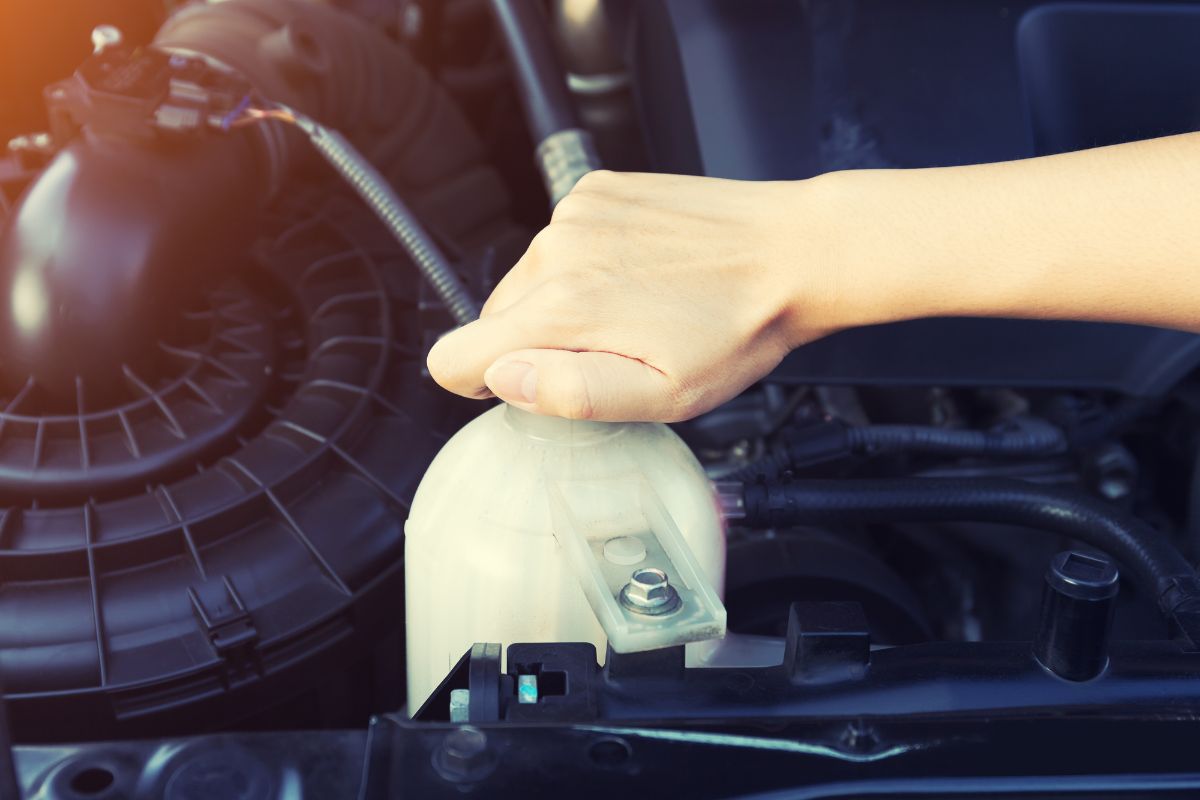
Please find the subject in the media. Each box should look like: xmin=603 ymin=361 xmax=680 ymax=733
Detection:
xmin=426 ymin=169 xmax=850 ymax=422
xmin=435 ymin=133 xmax=1200 ymax=422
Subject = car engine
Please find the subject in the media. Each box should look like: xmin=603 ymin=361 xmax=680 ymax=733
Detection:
xmin=3 ymin=1 xmax=1200 ymax=798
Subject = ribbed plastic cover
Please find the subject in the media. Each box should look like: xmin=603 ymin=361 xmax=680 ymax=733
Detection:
xmin=0 ymin=195 xmax=449 ymax=739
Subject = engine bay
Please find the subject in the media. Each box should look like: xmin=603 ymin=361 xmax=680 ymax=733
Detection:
xmin=3 ymin=1 xmax=1200 ymax=797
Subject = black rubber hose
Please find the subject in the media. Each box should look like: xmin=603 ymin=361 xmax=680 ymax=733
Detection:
xmin=741 ymin=478 xmax=1197 ymax=616
xmin=489 ymin=0 xmax=580 ymax=142
xmin=846 ymin=417 xmax=1067 ymax=457
xmin=729 ymin=418 xmax=1067 ymax=482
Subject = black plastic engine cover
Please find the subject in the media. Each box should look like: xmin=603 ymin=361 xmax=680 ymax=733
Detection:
xmin=624 ymin=0 xmax=1200 ymax=395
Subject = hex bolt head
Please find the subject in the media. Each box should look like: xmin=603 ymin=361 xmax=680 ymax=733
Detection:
xmin=433 ymin=726 xmax=497 ymax=782
xmin=620 ymin=568 xmax=682 ymax=616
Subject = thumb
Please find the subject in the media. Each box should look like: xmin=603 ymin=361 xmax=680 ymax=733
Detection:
xmin=483 ymin=349 xmax=678 ymax=422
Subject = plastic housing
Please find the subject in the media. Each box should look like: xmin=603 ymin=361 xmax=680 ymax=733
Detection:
xmin=405 ymin=405 xmax=726 ymax=709
xmin=0 ymin=0 xmax=527 ymax=739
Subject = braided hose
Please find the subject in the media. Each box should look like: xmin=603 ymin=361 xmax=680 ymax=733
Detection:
xmin=288 ymin=111 xmax=482 ymax=326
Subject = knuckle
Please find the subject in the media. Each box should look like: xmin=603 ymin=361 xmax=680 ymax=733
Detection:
xmin=571 ymin=172 xmax=598 ymax=193
xmin=527 ymin=225 xmax=556 ymax=255
xmin=550 ymin=192 xmax=584 ymax=222
xmin=529 ymin=222 xmax=573 ymax=260
xmin=574 ymin=169 xmax=614 ymax=192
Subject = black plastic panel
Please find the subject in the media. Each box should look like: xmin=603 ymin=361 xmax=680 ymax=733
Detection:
xmin=627 ymin=0 xmax=1200 ymax=395
xmin=775 ymin=318 xmax=1200 ymax=395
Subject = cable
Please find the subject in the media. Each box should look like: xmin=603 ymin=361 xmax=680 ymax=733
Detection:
xmin=487 ymin=0 xmax=600 ymax=205
xmin=730 ymin=417 xmax=1068 ymax=482
xmin=741 ymin=477 xmax=1199 ymax=621
xmin=236 ymin=106 xmax=482 ymax=326
xmin=488 ymin=0 xmax=578 ymax=142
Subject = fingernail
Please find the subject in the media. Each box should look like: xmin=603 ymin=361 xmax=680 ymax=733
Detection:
xmin=485 ymin=360 xmax=537 ymax=404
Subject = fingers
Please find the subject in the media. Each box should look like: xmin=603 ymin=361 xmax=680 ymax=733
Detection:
xmin=429 ymin=309 xmax=681 ymax=421
xmin=483 ymin=349 xmax=678 ymax=422
xmin=426 ymin=310 xmax=534 ymax=398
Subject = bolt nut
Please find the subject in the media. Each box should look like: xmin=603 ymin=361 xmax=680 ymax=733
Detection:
xmin=620 ymin=568 xmax=682 ymax=616
xmin=433 ymin=726 xmax=497 ymax=782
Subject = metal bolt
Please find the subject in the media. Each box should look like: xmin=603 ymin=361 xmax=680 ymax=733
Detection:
xmin=448 ymin=689 xmax=470 ymax=723
xmin=91 ymin=24 xmax=123 ymax=54
xmin=619 ymin=567 xmax=682 ymax=616
xmin=433 ymin=726 xmax=496 ymax=782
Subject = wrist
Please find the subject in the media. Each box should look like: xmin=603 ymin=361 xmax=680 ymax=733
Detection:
xmin=776 ymin=166 xmax=1032 ymax=346
xmin=770 ymin=170 xmax=916 ymax=348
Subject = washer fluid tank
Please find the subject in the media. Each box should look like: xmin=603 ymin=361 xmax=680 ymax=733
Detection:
xmin=405 ymin=404 xmax=727 ymax=710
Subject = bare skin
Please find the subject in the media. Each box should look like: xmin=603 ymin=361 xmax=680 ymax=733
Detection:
xmin=427 ymin=132 xmax=1200 ymax=422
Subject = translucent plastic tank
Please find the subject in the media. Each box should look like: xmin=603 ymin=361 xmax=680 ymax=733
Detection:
xmin=405 ymin=404 xmax=726 ymax=710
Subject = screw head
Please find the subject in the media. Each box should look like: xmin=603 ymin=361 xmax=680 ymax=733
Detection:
xmin=620 ymin=568 xmax=682 ymax=615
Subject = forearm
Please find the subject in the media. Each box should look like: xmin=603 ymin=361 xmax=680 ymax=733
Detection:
xmin=804 ymin=132 xmax=1200 ymax=336
xmin=430 ymin=137 xmax=1200 ymax=422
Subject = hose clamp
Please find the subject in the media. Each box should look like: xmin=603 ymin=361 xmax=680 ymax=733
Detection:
xmin=536 ymin=127 xmax=601 ymax=207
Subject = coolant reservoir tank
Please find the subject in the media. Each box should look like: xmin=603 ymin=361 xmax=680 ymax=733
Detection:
xmin=405 ymin=404 xmax=726 ymax=710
